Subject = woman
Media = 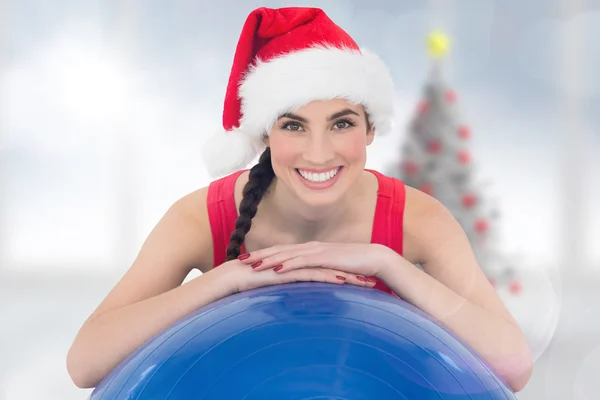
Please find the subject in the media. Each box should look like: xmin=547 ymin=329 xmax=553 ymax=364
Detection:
xmin=66 ymin=6 xmax=533 ymax=392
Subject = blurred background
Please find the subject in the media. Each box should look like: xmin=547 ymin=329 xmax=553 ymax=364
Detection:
xmin=1 ymin=0 xmax=598 ymax=399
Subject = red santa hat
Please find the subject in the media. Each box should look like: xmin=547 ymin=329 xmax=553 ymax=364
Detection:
xmin=202 ymin=7 xmax=396 ymax=177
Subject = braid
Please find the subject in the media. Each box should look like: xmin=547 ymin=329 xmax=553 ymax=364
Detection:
xmin=225 ymin=147 xmax=275 ymax=261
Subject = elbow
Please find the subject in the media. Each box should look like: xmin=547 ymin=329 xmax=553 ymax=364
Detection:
xmin=66 ymin=345 xmax=101 ymax=389
xmin=503 ymin=345 xmax=534 ymax=393
xmin=69 ymin=373 xmax=97 ymax=390
xmin=486 ymin=333 xmax=534 ymax=393
xmin=507 ymin=358 xmax=534 ymax=393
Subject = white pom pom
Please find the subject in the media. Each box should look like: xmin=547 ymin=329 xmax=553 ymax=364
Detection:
xmin=201 ymin=128 xmax=262 ymax=178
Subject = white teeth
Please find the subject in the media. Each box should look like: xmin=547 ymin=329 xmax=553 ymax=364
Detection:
xmin=298 ymin=167 xmax=340 ymax=183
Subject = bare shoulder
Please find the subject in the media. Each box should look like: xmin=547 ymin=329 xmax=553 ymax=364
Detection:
xmin=402 ymin=183 xmax=479 ymax=268
xmin=404 ymin=185 xmax=472 ymax=256
xmin=83 ymin=185 xmax=215 ymax=324
xmin=403 ymin=183 xmax=476 ymax=263
xmin=401 ymin=185 xmax=452 ymax=265
xmin=168 ymin=186 xmax=216 ymax=271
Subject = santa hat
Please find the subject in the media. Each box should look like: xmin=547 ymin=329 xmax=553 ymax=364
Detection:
xmin=202 ymin=7 xmax=396 ymax=177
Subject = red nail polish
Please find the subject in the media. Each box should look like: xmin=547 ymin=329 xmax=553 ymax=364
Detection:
xmin=356 ymin=276 xmax=367 ymax=282
xmin=238 ymin=253 xmax=250 ymax=260
xmin=251 ymin=261 xmax=262 ymax=268
xmin=273 ymin=265 xmax=283 ymax=272
xmin=336 ymin=275 xmax=346 ymax=281
xmin=368 ymin=278 xmax=377 ymax=284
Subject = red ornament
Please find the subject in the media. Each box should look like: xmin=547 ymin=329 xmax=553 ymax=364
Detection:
xmin=462 ymin=193 xmax=477 ymax=207
xmin=474 ymin=218 xmax=489 ymax=233
xmin=445 ymin=90 xmax=457 ymax=102
xmin=458 ymin=149 xmax=471 ymax=164
xmin=420 ymin=183 xmax=434 ymax=196
xmin=402 ymin=161 xmax=419 ymax=176
xmin=509 ymin=280 xmax=522 ymax=294
xmin=428 ymin=140 xmax=442 ymax=154
xmin=417 ymin=100 xmax=429 ymax=114
xmin=458 ymin=125 xmax=471 ymax=140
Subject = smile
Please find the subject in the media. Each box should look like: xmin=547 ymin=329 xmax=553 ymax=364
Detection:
xmin=295 ymin=167 xmax=342 ymax=183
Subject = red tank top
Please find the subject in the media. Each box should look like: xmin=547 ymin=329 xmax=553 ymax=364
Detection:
xmin=206 ymin=169 xmax=406 ymax=295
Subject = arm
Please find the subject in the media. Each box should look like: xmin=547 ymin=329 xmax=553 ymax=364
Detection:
xmin=66 ymin=188 xmax=236 ymax=388
xmin=377 ymin=188 xmax=533 ymax=392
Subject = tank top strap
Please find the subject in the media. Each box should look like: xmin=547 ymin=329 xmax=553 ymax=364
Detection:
xmin=366 ymin=169 xmax=406 ymax=297
xmin=207 ymin=170 xmax=247 ymax=267
xmin=367 ymin=169 xmax=406 ymax=255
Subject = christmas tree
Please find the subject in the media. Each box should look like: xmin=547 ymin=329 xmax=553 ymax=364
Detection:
xmin=386 ymin=31 xmax=522 ymax=294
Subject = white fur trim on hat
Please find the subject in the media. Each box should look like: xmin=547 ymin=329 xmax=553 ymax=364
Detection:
xmin=204 ymin=45 xmax=396 ymax=177
xmin=201 ymin=127 xmax=264 ymax=178
xmin=241 ymin=45 xmax=395 ymax=135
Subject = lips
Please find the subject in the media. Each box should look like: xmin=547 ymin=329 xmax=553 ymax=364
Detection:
xmin=294 ymin=167 xmax=344 ymax=191
xmin=296 ymin=167 xmax=341 ymax=183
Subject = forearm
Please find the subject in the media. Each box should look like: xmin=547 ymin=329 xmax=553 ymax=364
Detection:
xmin=67 ymin=266 xmax=236 ymax=389
xmin=378 ymin=253 xmax=533 ymax=392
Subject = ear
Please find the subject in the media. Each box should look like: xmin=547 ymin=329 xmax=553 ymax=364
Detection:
xmin=262 ymin=134 xmax=270 ymax=147
xmin=366 ymin=127 xmax=375 ymax=146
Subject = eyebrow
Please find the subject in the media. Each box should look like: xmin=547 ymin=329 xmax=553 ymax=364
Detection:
xmin=278 ymin=108 xmax=360 ymax=123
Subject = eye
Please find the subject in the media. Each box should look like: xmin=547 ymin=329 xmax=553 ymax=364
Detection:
xmin=333 ymin=119 xmax=356 ymax=130
xmin=280 ymin=121 xmax=303 ymax=131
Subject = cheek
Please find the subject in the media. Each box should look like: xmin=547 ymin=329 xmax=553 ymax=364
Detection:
xmin=336 ymin=134 xmax=367 ymax=160
xmin=268 ymin=135 xmax=298 ymax=166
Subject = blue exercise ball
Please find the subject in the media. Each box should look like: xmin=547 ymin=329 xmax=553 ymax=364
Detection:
xmin=90 ymin=282 xmax=517 ymax=399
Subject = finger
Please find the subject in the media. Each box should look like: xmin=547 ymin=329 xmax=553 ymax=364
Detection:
xmin=236 ymin=244 xmax=286 ymax=265
xmin=238 ymin=241 xmax=319 ymax=265
xmin=318 ymin=270 xmax=376 ymax=288
xmin=281 ymin=267 xmax=346 ymax=285
xmin=344 ymin=274 xmax=377 ymax=288
xmin=279 ymin=268 xmax=376 ymax=289
xmin=251 ymin=246 xmax=323 ymax=271
xmin=275 ymin=254 xmax=332 ymax=273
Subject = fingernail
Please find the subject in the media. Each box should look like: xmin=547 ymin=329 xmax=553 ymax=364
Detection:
xmin=273 ymin=265 xmax=283 ymax=272
xmin=238 ymin=253 xmax=250 ymax=260
xmin=368 ymin=278 xmax=377 ymax=284
xmin=356 ymin=276 xmax=367 ymax=282
xmin=251 ymin=261 xmax=262 ymax=268
xmin=336 ymin=275 xmax=346 ymax=281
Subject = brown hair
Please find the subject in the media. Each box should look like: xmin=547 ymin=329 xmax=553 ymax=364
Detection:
xmin=225 ymin=147 xmax=275 ymax=261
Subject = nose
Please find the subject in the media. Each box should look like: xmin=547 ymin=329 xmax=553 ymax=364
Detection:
xmin=302 ymin=132 xmax=335 ymax=165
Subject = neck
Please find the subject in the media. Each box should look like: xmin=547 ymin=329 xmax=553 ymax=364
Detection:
xmin=261 ymin=173 xmax=370 ymax=242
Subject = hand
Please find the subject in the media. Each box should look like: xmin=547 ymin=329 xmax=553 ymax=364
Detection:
xmin=237 ymin=241 xmax=394 ymax=279
xmin=221 ymin=257 xmax=377 ymax=294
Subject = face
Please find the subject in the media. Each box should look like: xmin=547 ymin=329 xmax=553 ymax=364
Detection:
xmin=264 ymin=99 xmax=375 ymax=207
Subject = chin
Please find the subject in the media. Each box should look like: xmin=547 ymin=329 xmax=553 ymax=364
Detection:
xmin=296 ymin=190 xmax=345 ymax=209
